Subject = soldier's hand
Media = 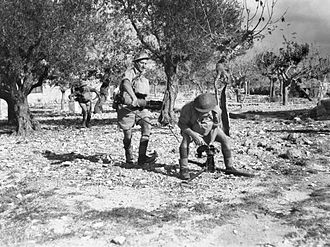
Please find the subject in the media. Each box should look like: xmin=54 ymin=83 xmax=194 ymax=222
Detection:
xmin=131 ymin=97 xmax=139 ymax=107
xmin=191 ymin=133 xmax=206 ymax=146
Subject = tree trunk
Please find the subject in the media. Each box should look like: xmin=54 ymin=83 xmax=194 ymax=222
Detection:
xmin=220 ymin=85 xmax=230 ymax=136
xmin=60 ymin=90 xmax=66 ymax=111
xmin=214 ymin=62 xmax=230 ymax=136
xmin=153 ymin=84 xmax=156 ymax=96
xmin=282 ymin=83 xmax=290 ymax=105
xmin=158 ymin=59 xmax=178 ymax=125
xmin=279 ymin=80 xmax=283 ymax=98
xmin=269 ymin=77 xmax=275 ymax=99
xmin=14 ymin=91 xmax=40 ymax=135
xmin=7 ymin=99 xmax=16 ymax=125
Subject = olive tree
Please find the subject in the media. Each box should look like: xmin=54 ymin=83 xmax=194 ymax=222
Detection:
xmin=111 ymin=0 xmax=284 ymax=124
xmin=0 ymin=0 xmax=105 ymax=135
xmin=256 ymin=40 xmax=310 ymax=105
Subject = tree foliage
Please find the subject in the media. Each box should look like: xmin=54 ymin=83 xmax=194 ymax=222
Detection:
xmin=0 ymin=0 xmax=106 ymax=134
xmin=255 ymin=40 xmax=311 ymax=104
xmin=110 ymin=0 xmax=282 ymax=124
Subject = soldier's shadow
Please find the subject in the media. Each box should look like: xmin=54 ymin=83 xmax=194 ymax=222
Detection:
xmin=114 ymin=162 xmax=183 ymax=179
xmin=42 ymin=150 xmax=185 ymax=179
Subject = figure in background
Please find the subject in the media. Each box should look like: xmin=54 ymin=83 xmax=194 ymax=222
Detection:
xmin=69 ymin=81 xmax=99 ymax=128
xmin=94 ymin=68 xmax=111 ymax=114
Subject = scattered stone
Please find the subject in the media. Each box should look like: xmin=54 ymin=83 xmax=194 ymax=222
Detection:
xmin=283 ymin=148 xmax=305 ymax=159
xmin=154 ymin=167 xmax=166 ymax=173
xmin=302 ymin=138 xmax=313 ymax=145
xmin=293 ymin=117 xmax=302 ymax=123
xmin=285 ymin=133 xmax=300 ymax=143
xmin=61 ymin=161 xmax=72 ymax=167
xmin=111 ymin=236 xmax=126 ymax=245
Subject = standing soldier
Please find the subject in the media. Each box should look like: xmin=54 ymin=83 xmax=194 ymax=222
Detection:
xmin=178 ymin=93 xmax=237 ymax=180
xmin=69 ymin=81 xmax=99 ymax=128
xmin=116 ymin=52 xmax=157 ymax=166
xmin=94 ymin=68 xmax=111 ymax=114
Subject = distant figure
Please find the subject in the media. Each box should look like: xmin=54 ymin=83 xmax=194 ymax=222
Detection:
xmin=69 ymin=81 xmax=99 ymax=128
xmin=94 ymin=68 xmax=111 ymax=114
xmin=215 ymin=56 xmax=231 ymax=85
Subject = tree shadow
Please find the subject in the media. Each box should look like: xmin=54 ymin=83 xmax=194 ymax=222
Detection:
xmin=229 ymin=108 xmax=311 ymax=120
xmin=42 ymin=150 xmax=113 ymax=165
xmin=38 ymin=117 xmax=118 ymax=128
xmin=267 ymin=128 xmax=330 ymax=135
xmin=42 ymin=150 xmax=185 ymax=179
xmin=114 ymin=161 xmax=183 ymax=179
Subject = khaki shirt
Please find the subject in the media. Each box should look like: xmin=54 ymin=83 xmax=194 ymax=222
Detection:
xmin=178 ymin=101 xmax=222 ymax=136
xmin=122 ymin=67 xmax=150 ymax=96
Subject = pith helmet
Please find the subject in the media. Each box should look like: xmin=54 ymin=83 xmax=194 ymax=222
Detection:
xmin=133 ymin=52 xmax=150 ymax=62
xmin=194 ymin=93 xmax=217 ymax=113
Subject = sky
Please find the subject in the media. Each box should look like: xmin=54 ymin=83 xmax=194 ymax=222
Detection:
xmin=248 ymin=0 xmax=330 ymax=56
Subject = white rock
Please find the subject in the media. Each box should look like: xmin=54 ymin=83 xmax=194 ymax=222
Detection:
xmin=111 ymin=236 xmax=126 ymax=245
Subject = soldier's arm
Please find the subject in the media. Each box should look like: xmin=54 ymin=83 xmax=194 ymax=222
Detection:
xmin=178 ymin=105 xmax=200 ymax=137
xmin=90 ymin=87 xmax=100 ymax=98
xmin=121 ymin=79 xmax=138 ymax=105
xmin=68 ymin=91 xmax=77 ymax=100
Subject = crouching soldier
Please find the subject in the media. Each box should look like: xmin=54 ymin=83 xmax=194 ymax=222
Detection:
xmin=69 ymin=81 xmax=99 ymax=128
xmin=178 ymin=93 xmax=237 ymax=180
xmin=116 ymin=52 xmax=157 ymax=166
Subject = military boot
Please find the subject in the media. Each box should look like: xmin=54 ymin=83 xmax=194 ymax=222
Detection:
xmin=86 ymin=113 xmax=91 ymax=128
xmin=137 ymin=139 xmax=157 ymax=166
xmin=179 ymin=158 xmax=190 ymax=180
xmin=125 ymin=147 xmax=134 ymax=165
xmin=224 ymin=157 xmax=238 ymax=172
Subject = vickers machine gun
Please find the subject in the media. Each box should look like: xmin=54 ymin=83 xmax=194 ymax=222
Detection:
xmin=186 ymin=145 xmax=254 ymax=183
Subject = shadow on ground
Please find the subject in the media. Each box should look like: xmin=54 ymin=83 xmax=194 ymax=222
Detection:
xmin=267 ymin=128 xmax=330 ymax=135
xmin=42 ymin=150 xmax=113 ymax=165
xmin=230 ymin=108 xmax=312 ymax=120
xmin=42 ymin=150 xmax=183 ymax=179
xmin=38 ymin=117 xmax=118 ymax=128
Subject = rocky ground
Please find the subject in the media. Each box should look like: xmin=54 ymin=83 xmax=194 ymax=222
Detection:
xmin=0 ymin=97 xmax=329 ymax=247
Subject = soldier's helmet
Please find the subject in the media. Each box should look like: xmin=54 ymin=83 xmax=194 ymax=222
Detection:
xmin=133 ymin=52 xmax=150 ymax=62
xmin=194 ymin=93 xmax=217 ymax=113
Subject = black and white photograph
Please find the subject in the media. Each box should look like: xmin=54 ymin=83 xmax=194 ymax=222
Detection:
xmin=0 ymin=0 xmax=329 ymax=246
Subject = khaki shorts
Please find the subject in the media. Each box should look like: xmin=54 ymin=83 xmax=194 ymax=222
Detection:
xmin=117 ymin=106 xmax=151 ymax=130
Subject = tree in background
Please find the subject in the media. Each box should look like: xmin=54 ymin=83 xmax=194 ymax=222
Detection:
xmin=0 ymin=0 xmax=106 ymax=135
xmin=229 ymin=59 xmax=256 ymax=102
xmin=111 ymin=0 xmax=283 ymax=124
xmin=255 ymin=51 xmax=280 ymax=99
xmin=255 ymin=39 xmax=311 ymax=105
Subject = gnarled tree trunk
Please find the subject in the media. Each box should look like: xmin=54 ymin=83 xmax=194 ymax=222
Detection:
xmin=158 ymin=57 xmax=178 ymax=125
xmin=282 ymin=80 xmax=290 ymax=106
xmin=60 ymin=89 xmax=66 ymax=111
xmin=269 ymin=77 xmax=276 ymax=99
xmin=13 ymin=90 xmax=40 ymax=135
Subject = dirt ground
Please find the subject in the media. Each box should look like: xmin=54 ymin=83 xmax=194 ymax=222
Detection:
xmin=0 ymin=97 xmax=329 ymax=247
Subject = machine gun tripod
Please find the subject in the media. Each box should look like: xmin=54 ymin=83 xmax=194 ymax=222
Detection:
xmin=186 ymin=144 xmax=254 ymax=183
